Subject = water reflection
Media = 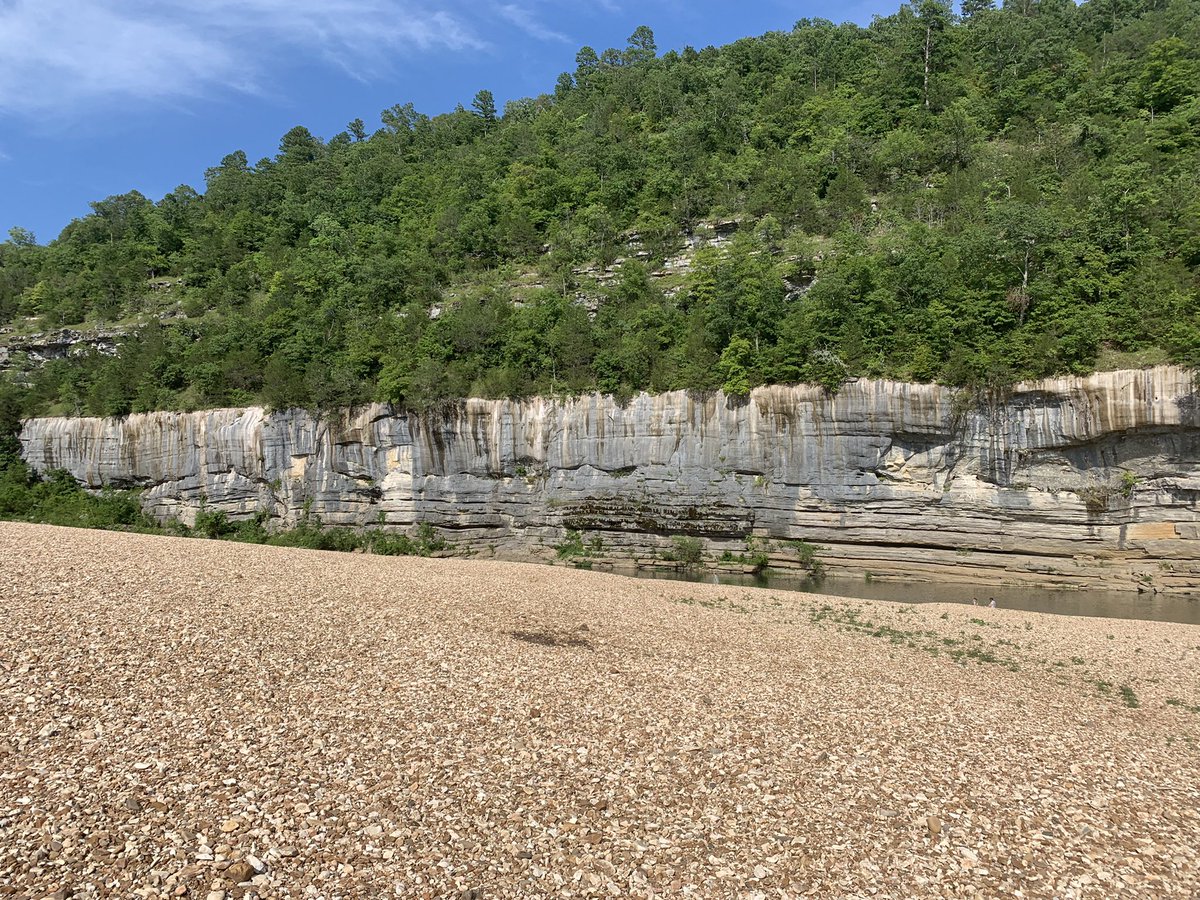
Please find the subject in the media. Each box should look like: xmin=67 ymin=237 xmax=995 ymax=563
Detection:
xmin=634 ymin=569 xmax=1200 ymax=625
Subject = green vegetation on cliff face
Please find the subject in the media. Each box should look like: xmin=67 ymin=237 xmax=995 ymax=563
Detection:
xmin=1 ymin=0 xmax=1198 ymax=417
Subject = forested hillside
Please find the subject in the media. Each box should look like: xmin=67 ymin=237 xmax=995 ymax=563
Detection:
xmin=1 ymin=0 xmax=1198 ymax=418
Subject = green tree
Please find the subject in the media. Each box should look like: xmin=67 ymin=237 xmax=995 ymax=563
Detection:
xmin=717 ymin=337 xmax=755 ymax=397
xmin=916 ymin=0 xmax=953 ymax=110
xmin=1139 ymin=38 xmax=1199 ymax=116
xmin=626 ymin=26 xmax=658 ymax=65
xmin=472 ymin=89 xmax=497 ymax=127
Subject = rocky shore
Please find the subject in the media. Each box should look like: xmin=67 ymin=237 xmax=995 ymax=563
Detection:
xmin=2 ymin=522 xmax=1198 ymax=897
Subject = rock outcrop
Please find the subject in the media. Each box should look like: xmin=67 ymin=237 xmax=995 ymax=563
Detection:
xmin=19 ymin=366 xmax=1200 ymax=593
xmin=0 ymin=327 xmax=122 ymax=373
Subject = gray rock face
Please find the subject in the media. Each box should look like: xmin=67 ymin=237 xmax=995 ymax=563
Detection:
xmin=0 ymin=327 xmax=122 ymax=373
xmin=19 ymin=366 xmax=1200 ymax=592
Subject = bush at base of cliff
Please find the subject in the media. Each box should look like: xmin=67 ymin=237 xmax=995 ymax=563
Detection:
xmin=788 ymin=539 xmax=825 ymax=578
xmin=665 ymin=535 xmax=703 ymax=567
xmin=366 ymin=523 xmax=446 ymax=557
xmin=0 ymin=456 xmax=156 ymax=531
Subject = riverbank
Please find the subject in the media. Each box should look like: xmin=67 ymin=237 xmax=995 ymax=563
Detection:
xmin=620 ymin=567 xmax=1200 ymax=625
xmin=20 ymin=366 xmax=1200 ymax=595
xmin=2 ymin=522 xmax=1199 ymax=897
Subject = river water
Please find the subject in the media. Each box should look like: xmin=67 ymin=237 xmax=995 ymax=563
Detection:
xmin=633 ymin=569 xmax=1200 ymax=625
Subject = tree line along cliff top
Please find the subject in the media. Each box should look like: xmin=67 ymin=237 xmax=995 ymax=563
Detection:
xmin=0 ymin=0 xmax=1198 ymax=422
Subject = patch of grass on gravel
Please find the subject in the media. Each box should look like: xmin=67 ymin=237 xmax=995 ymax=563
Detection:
xmin=1166 ymin=698 xmax=1200 ymax=713
xmin=810 ymin=605 xmax=1020 ymax=670
xmin=673 ymin=595 xmax=751 ymax=614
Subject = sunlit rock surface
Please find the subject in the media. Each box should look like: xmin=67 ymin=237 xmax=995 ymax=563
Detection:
xmin=20 ymin=366 xmax=1200 ymax=592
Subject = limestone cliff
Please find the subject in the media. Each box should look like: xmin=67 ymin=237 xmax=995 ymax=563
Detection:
xmin=19 ymin=366 xmax=1200 ymax=593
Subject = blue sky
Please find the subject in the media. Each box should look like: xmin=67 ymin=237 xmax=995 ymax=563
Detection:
xmin=0 ymin=0 xmax=899 ymax=244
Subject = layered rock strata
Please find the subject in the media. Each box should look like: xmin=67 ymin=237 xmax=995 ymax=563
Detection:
xmin=19 ymin=366 xmax=1200 ymax=593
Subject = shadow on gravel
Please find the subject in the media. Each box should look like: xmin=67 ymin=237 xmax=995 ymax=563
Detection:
xmin=509 ymin=629 xmax=593 ymax=650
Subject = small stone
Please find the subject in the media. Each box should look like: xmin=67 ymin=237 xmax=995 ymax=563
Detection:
xmin=206 ymin=892 xmax=226 ymax=900
xmin=225 ymin=861 xmax=254 ymax=884
xmin=245 ymin=854 xmax=265 ymax=874
xmin=220 ymin=819 xmax=239 ymax=833
xmin=122 ymin=798 xmax=142 ymax=813
xmin=926 ymin=816 xmax=942 ymax=837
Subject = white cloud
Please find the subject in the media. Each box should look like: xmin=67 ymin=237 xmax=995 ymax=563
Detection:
xmin=495 ymin=4 xmax=572 ymax=43
xmin=0 ymin=0 xmax=484 ymax=115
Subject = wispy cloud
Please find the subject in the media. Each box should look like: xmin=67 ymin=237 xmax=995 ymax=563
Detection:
xmin=0 ymin=0 xmax=484 ymax=115
xmin=495 ymin=4 xmax=572 ymax=43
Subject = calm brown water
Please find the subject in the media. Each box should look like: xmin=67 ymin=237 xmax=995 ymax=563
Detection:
xmin=633 ymin=569 xmax=1200 ymax=625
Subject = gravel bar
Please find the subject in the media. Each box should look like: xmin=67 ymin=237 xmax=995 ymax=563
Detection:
xmin=2 ymin=522 xmax=1199 ymax=898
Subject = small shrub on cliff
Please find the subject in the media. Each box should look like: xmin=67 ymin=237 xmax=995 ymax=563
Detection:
xmin=1119 ymin=471 xmax=1139 ymax=499
xmin=1077 ymin=484 xmax=1114 ymax=514
xmin=556 ymin=529 xmax=587 ymax=559
xmin=1077 ymin=473 xmax=1140 ymax=514
xmin=666 ymin=535 xmax=703 ymax=567
xmin=744 ymin=536 xmax=771 ymax=572
xmin=788 ymin=539 xmax=825 ymax=578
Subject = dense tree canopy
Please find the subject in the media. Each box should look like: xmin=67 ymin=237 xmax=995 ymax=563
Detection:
xmin=1 ymin=0 xmax=1199 ymax=418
